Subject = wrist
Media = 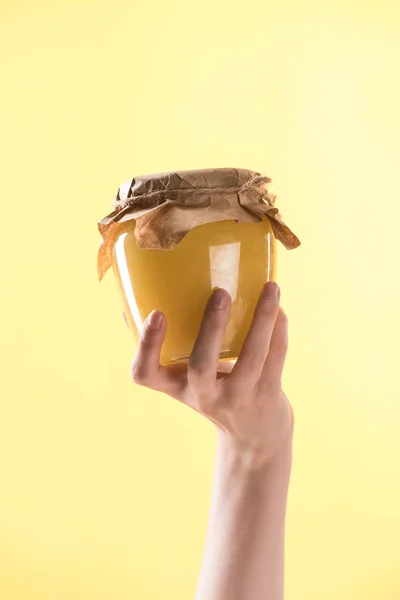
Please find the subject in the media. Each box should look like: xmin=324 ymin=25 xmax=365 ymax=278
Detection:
xmin=215 ymin=429 xmax=293 ymax=488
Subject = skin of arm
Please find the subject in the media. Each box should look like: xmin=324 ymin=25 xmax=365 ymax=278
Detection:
xmin=129 ymin=282 xmax=294 ymax=600
xmin=194 ymin=430 xmax=292 ymax=600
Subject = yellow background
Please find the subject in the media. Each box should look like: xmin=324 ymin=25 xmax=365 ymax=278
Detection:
xmin=1 ymin=0 xmax=400 ymax=598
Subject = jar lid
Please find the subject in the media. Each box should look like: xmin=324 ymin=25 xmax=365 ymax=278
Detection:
xmin=97 ymin=167 xmax=300 ymax=281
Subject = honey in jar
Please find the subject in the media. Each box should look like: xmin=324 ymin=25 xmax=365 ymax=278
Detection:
xmin=97 ymin=168 xmax=300 ymax=365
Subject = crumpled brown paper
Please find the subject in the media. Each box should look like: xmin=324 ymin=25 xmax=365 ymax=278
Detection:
xmin=97 ymin=168 xmax=301 ymax=281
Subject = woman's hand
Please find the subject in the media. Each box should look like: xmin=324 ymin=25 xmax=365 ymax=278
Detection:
xmin=130 ymin=281 xmax=293 ymax=470
xmin=129 ymin=282 xmax=293 ymax=599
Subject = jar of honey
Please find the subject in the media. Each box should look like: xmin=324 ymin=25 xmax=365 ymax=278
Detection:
xmin=97 ymin=168 xmax=300 ymax=365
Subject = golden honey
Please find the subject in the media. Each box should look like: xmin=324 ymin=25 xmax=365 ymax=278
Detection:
xmin=112 ymin=217 xmax=276 ymax=365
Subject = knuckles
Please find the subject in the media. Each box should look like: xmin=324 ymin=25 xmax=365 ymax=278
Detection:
xmin=140 ymin=323 xmax=158 ymax=345
xmin=131 ymin=359 xmax=152 ymax=387
xmin=187 ymin=362 xmax=215 ymax=392
xmin=278 ymin=308 xmax=289 ymax=328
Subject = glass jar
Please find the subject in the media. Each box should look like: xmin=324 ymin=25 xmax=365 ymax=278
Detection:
xmin=112 ymin=217 xmax=276 ymax=365
xmin=97 ymin=168 xmax=300 ymax=366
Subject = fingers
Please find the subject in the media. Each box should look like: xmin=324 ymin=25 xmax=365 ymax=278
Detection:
xmin=187 ymin=289 xmax=231 ymax=391
xmin=230 ymin=282 xmax=280 ymax=387
xmin=258 ymin=306 xmax=289 ymax=390
xmin=131 ymin=310 xmax=166 ymax=388
xmin=131 ymin=312 xmax=187 ymax=399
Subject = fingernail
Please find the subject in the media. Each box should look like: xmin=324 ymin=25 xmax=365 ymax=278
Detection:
xmin=210 ymin=288 xmax=229 ymax=310
xmin=263 ymin=281 xmax=279 ymax=298
xmin=147 ymin=310 xmax=164 ymax=330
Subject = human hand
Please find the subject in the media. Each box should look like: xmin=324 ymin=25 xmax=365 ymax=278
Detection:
xmin=130 ymin=282 xmax=293 ymax=470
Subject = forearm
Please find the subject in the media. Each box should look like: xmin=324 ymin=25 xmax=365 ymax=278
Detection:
xmin=195 ymin=434 xmax=292 ymax=600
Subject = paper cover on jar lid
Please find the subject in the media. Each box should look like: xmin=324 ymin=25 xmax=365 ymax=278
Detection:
xmin=97 ymin=168 xmax=301 ymax=281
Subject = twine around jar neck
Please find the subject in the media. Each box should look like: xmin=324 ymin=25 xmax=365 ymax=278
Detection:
xmin=113 ymin=174 xmax=274 ymax=212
